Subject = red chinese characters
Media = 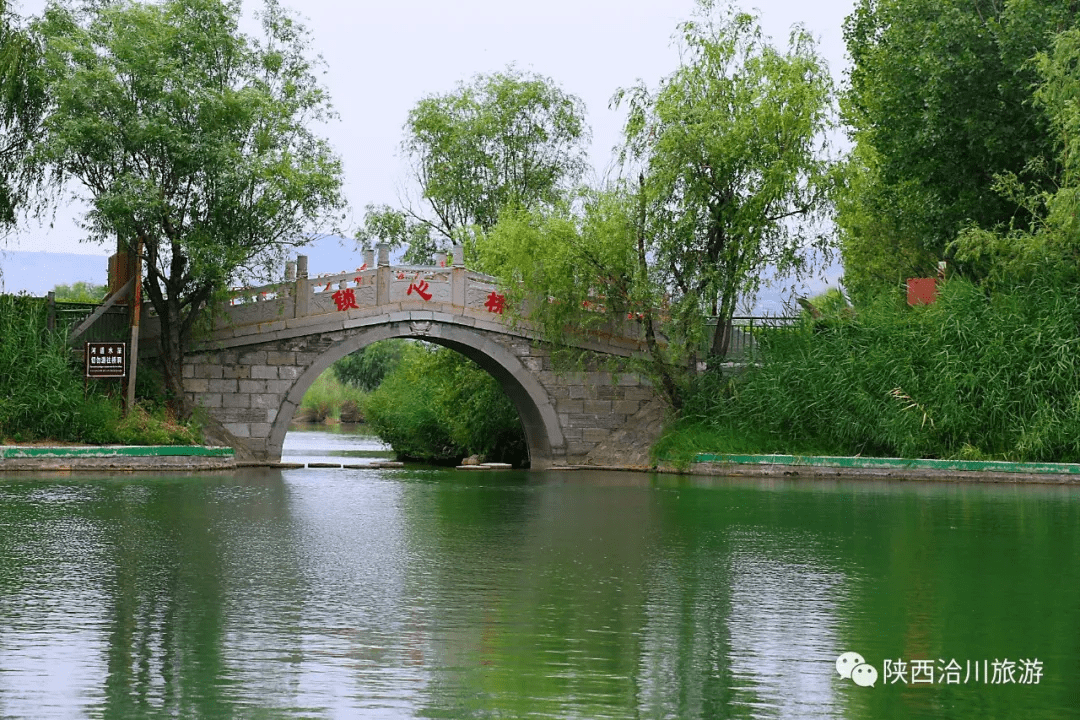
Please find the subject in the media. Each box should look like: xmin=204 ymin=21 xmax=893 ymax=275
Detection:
xmin=407 ymin=279 xmax=432 ymax=301
xmin=332 ymin=287 xmax=359 ymax=311
xmin=484 ymin=291 xmax=506 ymax=314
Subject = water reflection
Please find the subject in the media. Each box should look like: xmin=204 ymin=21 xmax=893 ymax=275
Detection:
xmin=0 ymin=445 xmax=1078 ymax=718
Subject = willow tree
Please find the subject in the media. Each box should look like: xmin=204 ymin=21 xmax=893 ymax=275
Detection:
xmin=403 ymin=67 xmax=590 ymax=242
xmin=614 ymin=0 xmax=834 ymax=363
xmin=0 ymin=0 xmax=45 ymax=230
xmin=33 ymin=0 xmax=344 ymax=411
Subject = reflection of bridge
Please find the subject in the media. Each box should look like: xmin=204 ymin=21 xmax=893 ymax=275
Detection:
xmin=143 ymin=248 xmax=661 ymax=468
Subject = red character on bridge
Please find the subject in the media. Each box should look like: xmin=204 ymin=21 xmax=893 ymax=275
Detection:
xmin=332 ymin=287 xmax=359 ymax=311
xmin=407 ymin=279 xmax=432 ymax=301
xmin=484 ymin=291 xmax=506 ymax=314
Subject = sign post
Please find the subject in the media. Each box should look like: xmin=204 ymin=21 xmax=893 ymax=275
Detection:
xmin=85 ymin=342 xmax=127 ymax=379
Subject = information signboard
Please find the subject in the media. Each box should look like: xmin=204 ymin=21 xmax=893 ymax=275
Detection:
xmin=85 ymin=341 xmax=127 ymax=378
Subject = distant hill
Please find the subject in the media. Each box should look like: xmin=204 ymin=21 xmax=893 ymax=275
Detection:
xmin=0 ymin=236 xmax=365 ymax=297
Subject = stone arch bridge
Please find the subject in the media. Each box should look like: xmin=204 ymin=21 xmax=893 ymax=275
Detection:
xmin=142 ymin=251 xmax=662 ymax=469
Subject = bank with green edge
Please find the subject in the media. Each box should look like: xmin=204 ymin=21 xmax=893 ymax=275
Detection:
xmin=660 ymin=453 xmax=1080 ymax=484
xmin=0 ymin=445 xmax=235 ymax=472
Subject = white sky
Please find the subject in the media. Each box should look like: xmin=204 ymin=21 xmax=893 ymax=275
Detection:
xmin=5 ymin=0 xmax=856 ymax=269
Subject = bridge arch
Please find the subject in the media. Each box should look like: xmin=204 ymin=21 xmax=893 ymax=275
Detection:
xmin=266 ymin=320 xmax=565 ymax=469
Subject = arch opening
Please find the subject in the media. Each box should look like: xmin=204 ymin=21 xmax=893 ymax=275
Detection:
xmin=266 ymin=322 xmax=565 ymax=469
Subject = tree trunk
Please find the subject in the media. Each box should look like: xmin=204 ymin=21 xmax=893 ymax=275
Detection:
xmin=637 ymin=173 xmax=682 ymax=410
xmin=157 ymin=291 xmax=192 ymax=418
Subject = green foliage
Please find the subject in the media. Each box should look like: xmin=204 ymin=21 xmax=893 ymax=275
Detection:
xmin=676 ymin=279 xmax=1080 ymax=463
xmin=0 ymin=294 xmax=199 ymax=444
xmin=0 ymin=0 xmax=46 ymax=228
xmin=839 ymin=0 xmax=1077 ymax=297
xmin=332 ymin=339 xmax=405 ymax=392
xmin=113 ymin=404 xmax=200 ymax=445
xmin=297 ymin=371 xmax=366 ymax=423
xmin=31 ymin=0 xmax=345 ymax=413
xmin=404 ymin=66 xmax=589 ymax=242
xmin=951 ymin=28 xmax=1080 ymax=285
xmin=362 ymin=343 xmax=527 ymax=465
xmin=355 ymin=204 xmax=437 ymax=265
xmin=614 ymin=0 xmax=834 ymax=362
xmin=0 ymin=294 xmax=115 ymax=442
xmin=51 ymin=281 xmax=106 ymax=302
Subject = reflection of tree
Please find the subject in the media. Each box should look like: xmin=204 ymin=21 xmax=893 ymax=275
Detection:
xmin=93 ymin=473 xmax=305 ymax=719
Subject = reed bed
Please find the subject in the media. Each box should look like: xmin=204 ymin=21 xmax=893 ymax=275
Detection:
xmin=665 ymin=279 xmax=1080 ymax=463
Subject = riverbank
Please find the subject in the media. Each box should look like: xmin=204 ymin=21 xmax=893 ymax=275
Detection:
xmin=655 ymin=453 xmax=1080 ymax=484
xmin=7 ymin=441 xmax=1080 ymax=484
xmin=0 ymin=445 xmax=235 ymax=472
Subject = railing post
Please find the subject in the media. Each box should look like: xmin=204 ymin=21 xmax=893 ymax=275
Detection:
xmin=295 ymin=254 xmax=309 ymax=317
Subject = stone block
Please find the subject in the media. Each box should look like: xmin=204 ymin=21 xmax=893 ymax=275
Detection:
xmin=223 ymin=393 xmax=251 ymax=409
xmin=545 ymin=385 xmax=569 ymax=399
xmin=569 ymin=385 xmax=587 ymax=399
xmin=251 ymin=365 xmax=278 ymax=380
xmin=224 ymin=422 xmax=250 ymax=438
xmin=567 ymin=442 xmax=595 ymax=456
xmin=266 ymin=351 xmax=295 ymax=365
xmin=583 ymin=399 xmax=612 ymax=414
xmin=278 ymin=366 xmax=302 ymax=380
xmin=265 ymin=380 xmax=293 ymax=395
xmin=186 ymin=378 xmax=209 ymax=394
xmin=522 ymin=357 xmax=543 ymax=373
xmin=249 ymin=423 xmax=272 ymax=437
xmin=556 ymin=398 xmax=584 ymax=414
xmin=616 ymin=374 xmax=640 ymax=387
xmin=250 ymin=393 xmax=279 ymax=409
xmin=197 ymin=364 xmax=223 ymax=379
xmin=219 ymin=408 xmax=266 ymax=423
xmin=239 ymin=351 xmax=267 ymax=365
xmin=583 ymin=428 xmax=610 ymax=443
xmin=196 ymin=393 xmax=222 ymax=408
xmin=222 ymin=365 xmax=251 ymax=379
xmin=182 ymin=364 xmax=195 ymax=379
xmin=238 ymin=379 xmax=266 ymax=394
xmin=567 ymin=413 xmax=622 ymax=429
xmin=623 ymin=387 xmax=658 ymax=402
xmin=614 ymin=400 xmax=640 ymax=415
xmin=562 ymin=428 xmax=583 ymax=441
xmin=208 ymin=378 xmax=238 ymax=393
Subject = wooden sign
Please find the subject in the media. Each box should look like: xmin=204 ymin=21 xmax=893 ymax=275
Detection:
xmin=85 ymin=342 xmax=126 ymax=378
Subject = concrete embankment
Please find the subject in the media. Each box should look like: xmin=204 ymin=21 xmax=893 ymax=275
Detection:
xmin=0 ymin=445 xmax=235 ymax=472
xmin=657 ymin=453 xmax=1080 ymax=484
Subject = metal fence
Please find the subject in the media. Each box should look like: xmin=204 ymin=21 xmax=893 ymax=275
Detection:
xmin=47 ymin=297 xmax=130 ymax=344
xmin=703 ymin=315 xmax=801 ymax=360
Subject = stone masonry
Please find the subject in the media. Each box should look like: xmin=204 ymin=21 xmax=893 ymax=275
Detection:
xmin=149 ymin=253 xmax=662 ymax=469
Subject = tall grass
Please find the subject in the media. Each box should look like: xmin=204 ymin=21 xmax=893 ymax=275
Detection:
xmin=297 ymin=372 xmax=367 ymax=423
xmin=0 ymin=294 xmax=200 ymax=445
xmin=0 ymin=295 xmax=119 ymax=442
xmin=669 ymin=279 xmax=1080 ymax=463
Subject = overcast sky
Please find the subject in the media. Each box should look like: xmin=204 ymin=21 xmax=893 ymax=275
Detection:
xmin=4 ymin=0 xmax=856 ymax=273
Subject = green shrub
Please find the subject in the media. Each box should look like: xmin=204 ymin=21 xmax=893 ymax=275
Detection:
xmin=362 ymin=343 xmax=527 ymax=465
xmin=676 ymin=279 xmax=1080 ymax=462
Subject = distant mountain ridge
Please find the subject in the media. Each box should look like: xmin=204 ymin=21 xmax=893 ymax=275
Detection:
xmin=0 ymin=235 xmax=365 ymax=297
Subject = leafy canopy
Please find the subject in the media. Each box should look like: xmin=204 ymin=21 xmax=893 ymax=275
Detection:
xmin=614 ymin=0 xmax=834 ymax=360
xmin=32 ymin=0 xmax=344 ymax=409
xmin=838 ymin=0 xmax=1077 ymax=297
xmin=403 ymin=67 xmax=590 ymax=243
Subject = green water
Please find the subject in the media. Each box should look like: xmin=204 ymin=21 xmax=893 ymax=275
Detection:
xmin=0 ymin=429 xmax=1077 ymax=718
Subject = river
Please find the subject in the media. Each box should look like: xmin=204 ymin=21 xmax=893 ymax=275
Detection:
xmin=0 ymin=425 xmax=1077 ymax=718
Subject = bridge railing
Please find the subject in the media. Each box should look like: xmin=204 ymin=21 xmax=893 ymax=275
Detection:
xmin=704 ymin=315 xmax=800 ymax=360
